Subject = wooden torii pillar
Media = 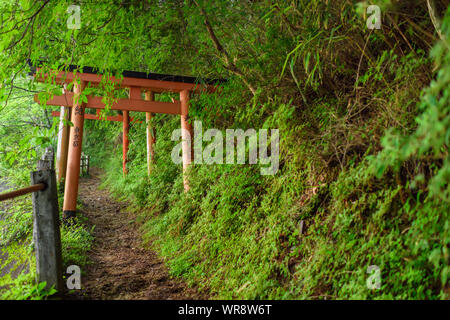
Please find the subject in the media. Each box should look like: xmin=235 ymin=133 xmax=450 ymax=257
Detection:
xmin=144 ymin=91 xmax=155 ymax=176
xmin=180 ymin=90 xmax=193 ymax=191
xmin=55 ymin=86 xmax=71 ymax=185
xmin=122 ymin=110 xmax=130 ymax=176
xmin=63 ymin=80 xmax=86 ymax=219
xmin=123 ymin=87 xmax=141 ymax=176
xmin=33 ymin=65 xmax=223 ymax=217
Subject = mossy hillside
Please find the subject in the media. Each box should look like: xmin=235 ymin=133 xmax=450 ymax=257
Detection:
xmin=97 ymin=5 xmax=450 ymax=299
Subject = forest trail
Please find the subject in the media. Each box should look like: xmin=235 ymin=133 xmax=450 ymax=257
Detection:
xmin=67 ymin=168 xmax=205 ymax=300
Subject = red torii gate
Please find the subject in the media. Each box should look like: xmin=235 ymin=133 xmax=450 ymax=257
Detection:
xmin=31 ymin=64 xmax=223 ymax=219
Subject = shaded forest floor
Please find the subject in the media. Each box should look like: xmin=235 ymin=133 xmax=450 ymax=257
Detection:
xmin=66 ymin=168 xmax=205 ymax=300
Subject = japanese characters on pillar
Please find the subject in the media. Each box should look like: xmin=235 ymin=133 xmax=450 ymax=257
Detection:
xmin=63 ymin=80 xmax=86 ymax=220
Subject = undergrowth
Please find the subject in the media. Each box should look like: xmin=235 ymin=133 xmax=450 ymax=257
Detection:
xmin=30 ymin=1 xmax=446 ymax=300
xmin=97 ymin=3 xmax=450 ymax=300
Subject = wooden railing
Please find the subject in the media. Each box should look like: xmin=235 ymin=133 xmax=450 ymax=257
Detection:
xmin=0 ymin=148 xmax=63 ymax=293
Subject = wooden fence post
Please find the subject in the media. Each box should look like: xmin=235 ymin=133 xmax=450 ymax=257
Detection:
xmin=31 ymin=149 xmax=63 ymax=292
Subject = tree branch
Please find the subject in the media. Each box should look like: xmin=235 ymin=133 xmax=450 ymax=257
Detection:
xmin=194 ymin=1 xmax=256 ymax=95
xmin=6 ymin=0 xmax=50 ymax=51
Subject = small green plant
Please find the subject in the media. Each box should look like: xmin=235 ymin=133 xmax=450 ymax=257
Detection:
xmin=1 ymin=273 xmax=57 ymax=300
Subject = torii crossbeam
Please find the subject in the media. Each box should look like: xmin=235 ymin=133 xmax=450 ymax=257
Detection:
xmin=31 ymin=63 xmax=224 ymax=219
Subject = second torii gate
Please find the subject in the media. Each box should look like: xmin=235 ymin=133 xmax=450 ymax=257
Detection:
xmin=31 ymin=64 xmax=223 ymax=219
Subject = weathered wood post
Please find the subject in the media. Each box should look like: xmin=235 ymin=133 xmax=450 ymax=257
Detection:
xmin=63 ymin=80 xmax=86 ymax=219
xmin=31 ymin=148 xmax=63 ymax=293
xmin=180 ymin=89 xmax=193 ymax=191
xmin=144 ymin=91 xmax=155 ymax=176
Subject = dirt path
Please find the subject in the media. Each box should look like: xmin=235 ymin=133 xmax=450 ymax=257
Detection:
xmin=68 ymin=169 xmax=205 ymax=300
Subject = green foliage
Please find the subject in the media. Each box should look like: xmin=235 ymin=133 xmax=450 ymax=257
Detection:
xmin=1 ymin=0 xmax=448 ymax=300
xmin=1 ymin=273 xmax=57 ymax=300
xmin=0 ymin=80 xmax=57 ymax=185
xmin=0 ymin=198 xmax=33 ymax=246
xmin=61 ymin=221 xmax=94 ymax=269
